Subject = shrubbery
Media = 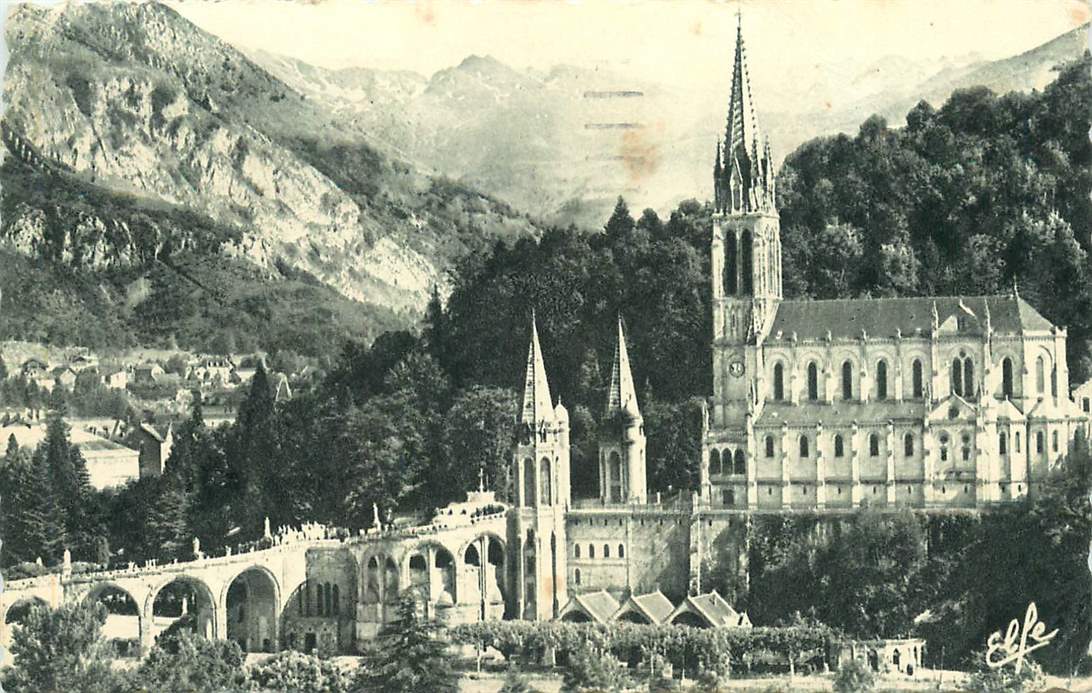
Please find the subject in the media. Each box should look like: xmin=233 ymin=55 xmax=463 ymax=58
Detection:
xmin=247 ymin=650 xmax=351 ymax=693
xmin=451 ymin=620 xmax=833 ymax=677
xmin=832 ymin=657 xmax=875 ymax=693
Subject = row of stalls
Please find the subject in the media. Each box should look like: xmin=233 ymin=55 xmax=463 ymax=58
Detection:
xmin=558 ymin=589 xmax=752 ymax=629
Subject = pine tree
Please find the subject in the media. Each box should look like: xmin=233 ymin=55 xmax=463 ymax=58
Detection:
xmin=604 ymin=196 xmax=635 ymax=242
xmin=11 ymin=449 xmax=68 ymax=564
xmin=352 ymin=596 xmax=459 ymax=693
xmin=145 ymin=473 xmax=191 ymax=561
xmin=232 ymin=362 xmax=278 ymax=535
xmin=422 ymin=284 xmax=448 ymax=366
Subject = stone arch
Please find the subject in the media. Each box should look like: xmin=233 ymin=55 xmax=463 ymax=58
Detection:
xmin=147 ymin=575 xmax=217 ymax=641
xmin=876 ymin=359 xmax=888 ymax=400
xmin=807 ymin=361 xmax=819 ymax=401
xmin=84 ymin=583 xmax=142 ymax=655
xmin=223 ymin=565 xmax=280 ymax=653
xmin=911 ymin=358 xmax=924 ymax=398
xmin=618 ymin=610 xmax=650 ymax=624
xmin=561 ymin=610 xmax=591 ymax=623
xmin=4 ymin=596 xmax=48 ymax=626
xmin=732 ymin=449 xmax=745 ymax=475
xmin=459 ymin=533 xmax=507 ymax=621
xmin=841 ymin=359 xmax=854 ymax=400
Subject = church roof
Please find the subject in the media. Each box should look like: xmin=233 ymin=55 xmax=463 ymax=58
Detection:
xmin=520 ymin=314 xmax=554 ymax=425
xmin=606 ymin=317 xmax=641 ymax=419
xmin=768 ymin=296 xmax=1054 ymax=342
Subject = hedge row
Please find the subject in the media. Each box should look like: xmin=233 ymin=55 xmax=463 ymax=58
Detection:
xmin=450 ymin=621 xmax=836 ymax=676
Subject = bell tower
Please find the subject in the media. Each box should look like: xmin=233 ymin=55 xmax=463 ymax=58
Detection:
xmin=710 ymin=14 xmax=780 ymax=428
xmin=508 ymin=314 xmax=569 ymax=620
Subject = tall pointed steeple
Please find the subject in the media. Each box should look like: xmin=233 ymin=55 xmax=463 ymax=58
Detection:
xmin=521 ymin=312 xmax=554 ymax=424
xmin=714 ymin=12 xmax=775 ymax=215
xmin=606 ymin=317 xmax=641 ymax=419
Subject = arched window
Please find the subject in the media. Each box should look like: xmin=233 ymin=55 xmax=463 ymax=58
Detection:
xmin=603 ymin=544 xmax=610 ymax=559
xmin=999 ymin=432 xmax=1008 ymax=455
xmin=963 ymin=359 xmax=974 ymax=398
xmin=1052 ymin=430 xmax=1059 ymax=453
xmin=876 ymin=361 xmax=888 ymax=400
xmin=773 ymin=363 xmax=785 ymax=401
xmin=523 ymin=458 xmax=535 ymax=507
xmin=1051 ymin=365 xmax=1058 ymax=398
xmin=332 ymin=584 xmax=339 ymax=615
xmin=1036 ymin=356 xmax=1046 ymax=394
xmin=1015 ymin=431 xmax=1022 ymax=452
xmin=842 ymin=361 xmax=853 ymax=400
xmin=807 ymin=362 xmax=819 ymax=401
xmin=834 ymin=434 xmax=844 ymax=458
xmin=618 ymin=545 xmax=625 ymax=559
xmin=1002 ymin=358 xmax=1014 ymax=398
xmin=540 ymin=458 xmax=552 ymax=506
xmin=724 ymin=234 xmax=738 ymax=295
xmin=765 ymin=435 xmax=775 ymax=458
xmin=709 ymin=449 xmax=722 ymax=476
xmin=940 ymin=434 xmax=949 ymax=462
xmin=912 ymin=360 xmax=924 ymax=398
xmin=574 ymin=544 xmax=581 ymax=559
xmin=589 ymin=544 xmax=596 ymax=559
xmin=799 ymin=435 xmax=810 ymax=458
xmin=741 ymin=230 xmax=754 ymax=295
xmin=951 ymin=358 xmax=963 ymax=396
xmin=869 ymin=433 xmax=880 ymax=457
xmin=1036 ymin=431 xmax=1044 ymax=454
xmin=961 ymin=434 xmax=971 ymax=461
xmin=574 ymin=568 xmax=581 ymax=585
xmin=904 ymin=432 xmax=914 ymax=457
xmin=723 ymin=489 xmax=735 ymax=506
xmin=733 ymin=449 xmax=745 ymax=475
xmin=609 ymin=452 xmax=623 ymax=503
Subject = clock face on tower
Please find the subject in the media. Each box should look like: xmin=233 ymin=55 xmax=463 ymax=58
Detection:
xmin=729 ymin=358 xmax=746 ymax=378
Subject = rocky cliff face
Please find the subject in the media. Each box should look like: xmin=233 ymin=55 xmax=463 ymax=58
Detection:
xmin=2 ymin=1 xmax=538 ymax=317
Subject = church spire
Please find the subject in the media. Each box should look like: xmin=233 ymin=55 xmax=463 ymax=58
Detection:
xmin=521 ymin=312 xmax=554 ymax=424
xmin=606 ymin=316 xmax=641 ymax=419
xmin=714 ymin=12 xmax=775 ymax=215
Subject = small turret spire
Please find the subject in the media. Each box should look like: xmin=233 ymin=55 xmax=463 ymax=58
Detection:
xmin=606 ymin=316 xmax=641 ymax=419
xmin=521 ymin=311 xmax=554 ymax=424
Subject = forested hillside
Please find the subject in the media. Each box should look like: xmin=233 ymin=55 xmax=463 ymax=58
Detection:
xmin=778 ymin=53 xmax=1092 ymax=379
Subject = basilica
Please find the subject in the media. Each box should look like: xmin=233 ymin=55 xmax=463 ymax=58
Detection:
xmin=506 ymin=17 xmax=1089 ymax=614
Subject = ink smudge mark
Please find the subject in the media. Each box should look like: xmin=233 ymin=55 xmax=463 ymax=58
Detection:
xmin=619 ymin=122 xmax=663 ymax=184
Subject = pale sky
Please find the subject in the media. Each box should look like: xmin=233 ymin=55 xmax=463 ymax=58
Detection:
xmin=169 ymin=0 xmax=1091 ymax=88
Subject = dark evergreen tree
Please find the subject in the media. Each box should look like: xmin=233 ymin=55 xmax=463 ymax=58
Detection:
xmin=12 ymin=448 xmax=68 ymax=564
xmin=352 ymin=596 xmax=459 ymax=693
xmin=145 ymin=473 xmax=191 ymax=561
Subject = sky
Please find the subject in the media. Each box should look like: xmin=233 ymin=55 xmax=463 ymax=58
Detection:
xmin=168 ymin=0 xmax=1091 ymax=89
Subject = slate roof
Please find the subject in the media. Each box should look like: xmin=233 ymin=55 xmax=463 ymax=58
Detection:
xmin=768 ymin=296 xmax=1053 ymax=341
xmin=574 ymin=590 xmax=621 ymax=624
xmin=627 ymin=590 xmax=675 ymax=624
